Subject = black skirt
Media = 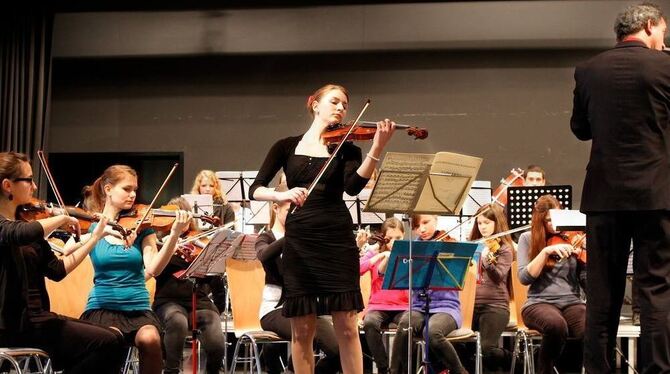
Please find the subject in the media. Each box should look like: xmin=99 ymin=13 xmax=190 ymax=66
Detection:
xmin=81 ymin=309 xmax=162 ymax=344
xmin=282 ymin=194 xmax=364 ymax=317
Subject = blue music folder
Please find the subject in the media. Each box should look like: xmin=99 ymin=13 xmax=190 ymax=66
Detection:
xmin=382 ymin=240 xmax=480 ymax=291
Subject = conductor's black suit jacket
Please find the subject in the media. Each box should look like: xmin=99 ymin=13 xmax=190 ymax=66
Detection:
xmin=571 ymin=40 xmax=670 ymax=212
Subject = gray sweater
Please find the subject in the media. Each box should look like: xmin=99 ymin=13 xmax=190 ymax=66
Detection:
xmin=517 ymin=232 xmax=586 ymax=309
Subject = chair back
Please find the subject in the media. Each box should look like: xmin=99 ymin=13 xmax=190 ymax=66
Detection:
xmin=458 ymin=262 xmax=478 ymax=330
xmin=45 ymin=252 xmax=157 ymax=318
xmin=226 ymin=257 xmax=267 ymax=337
xmin=508 ymin=260 xmax=528 ymax=329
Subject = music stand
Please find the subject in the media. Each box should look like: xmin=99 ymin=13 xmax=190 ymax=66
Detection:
xmin=506 ymin=185 xmax=572 ymax=229
xmin=216 ymin=171 xmax=259 ymax=230
xmin=365 ymin=151 xmax=482 ymax=374
xmin=177 ymin=228 xmax=244 ymax=374
xmin=383 ymin=240 xmax=478 ymax=373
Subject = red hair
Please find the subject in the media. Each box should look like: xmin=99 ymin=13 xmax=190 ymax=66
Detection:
xmin=306 ymin=84 xmax=349 ymax=118
xmin=83 ymin=165 xmax=137 ymax=213
xmin=529 ymin=195 xmax=561 ymax=261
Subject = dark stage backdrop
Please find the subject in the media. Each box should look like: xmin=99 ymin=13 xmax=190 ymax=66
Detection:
xmin=49 ymin=50 xmax=593 ymax=208
xmin=45 ymin=152 xmax=183 ymax=207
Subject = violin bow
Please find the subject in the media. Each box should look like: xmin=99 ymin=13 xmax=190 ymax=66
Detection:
xmin=36 ymin=150 xmax=81 ymax=242
xmin=132 ymin=163 xmax=179 ymax=234
xmin=291 ymin=99 xmax=371 ymax=214
xmin=176 ymin=221 xmax=236 ymax=247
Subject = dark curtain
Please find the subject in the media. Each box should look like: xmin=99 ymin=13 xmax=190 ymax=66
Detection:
xmin=0 ymin=7 xmax=54 ymax=194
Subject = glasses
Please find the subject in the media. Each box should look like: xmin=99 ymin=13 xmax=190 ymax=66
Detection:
xmin=13 ymin=177 xmax=34 ymax=183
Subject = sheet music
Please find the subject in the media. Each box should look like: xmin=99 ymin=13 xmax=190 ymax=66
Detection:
xmin=179 ymin=230 xmax=244 ymax=279
xmin=365 ymin=152 xmax=434 ymax=213
xmin=414 ymin=152 xmax=483 ymax=214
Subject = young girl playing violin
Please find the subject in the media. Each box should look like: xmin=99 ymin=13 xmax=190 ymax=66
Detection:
xmin=152 ymin=196 xmax=225 ymax=374
xmin=256 ymin=182 xmax=340 ymax=374
xmin=390 ymin=214 xmax=468 ymax=374
xmin=359 ymin=216 xmax=407 ymax=374
xmin=0 ymin=151 xmax=125 ymax=373
xmin=68 ymin=164 xmax=192 ymax=374
xmin=249 ymin=84 xmax=395 ymax=374
xmin=468 ymin=203 xmax=514 ymax=373
xmin=191 ymin=169 xmax=236 ymax=226
xmin=517 ymin=194 xmax=586 ymax=374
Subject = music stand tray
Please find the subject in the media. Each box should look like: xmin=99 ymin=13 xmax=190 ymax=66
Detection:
xmin=383 ymin=240 xmax=478 ymax=291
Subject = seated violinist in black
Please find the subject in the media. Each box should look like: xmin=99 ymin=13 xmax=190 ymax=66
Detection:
xmin=0 ymin=151 xmax=125 ymax=374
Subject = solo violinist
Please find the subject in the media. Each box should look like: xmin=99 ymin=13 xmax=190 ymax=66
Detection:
xmin=249 ymin=84 xmax=395 ymax=374
xmin=152 ymin=197 xmax=225 ymax=374
xmin=468 ymin=203 xmax=515 ymax=372
xmin=65 ymin=165 xmax=192 ymax=374
xmin=390 ymin=214 xmax=467 ymax=374
xmin=0 ymin=151 xmax=125 ymax=373
xmin=517 ymin=195 xmax=586 ymax=374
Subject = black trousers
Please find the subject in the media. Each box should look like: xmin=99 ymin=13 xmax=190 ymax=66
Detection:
xmin=154 ymin=302 xmax=225 ymax=374
xmin=260 ymin=308 xmax=341 ymax=374
xmin=1 ymin=315 xmax=125 ymax=374
xmin=472 ymin=304 xmax=511 ymax=372
xmin=362 ymin=309 xmax=405 ymax=373
xmin=584 ymin=211 xmax=670 ymax=374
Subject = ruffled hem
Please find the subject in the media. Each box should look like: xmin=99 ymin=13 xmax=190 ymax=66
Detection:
xmin=281 ymin=290 xmax=364 ymax=317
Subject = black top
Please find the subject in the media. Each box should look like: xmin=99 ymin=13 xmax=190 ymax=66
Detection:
xmin=212 ymin=196 xmax=236 ymax=226
xmin=153 ymin=253 xmax=219 ymax=313
xmin=571 ymin=40 xmax=670 ymax=211
xmin=249 ymin=135 xmax=369 ymax=200
xmin=255 ymin=231 xmax=285 ymax=287
xmin=0 ymin=215 xmax=65 ymax=335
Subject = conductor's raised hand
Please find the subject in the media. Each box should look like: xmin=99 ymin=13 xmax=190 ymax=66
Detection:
xmin=276 ymin=187 xmax=308 ymax=207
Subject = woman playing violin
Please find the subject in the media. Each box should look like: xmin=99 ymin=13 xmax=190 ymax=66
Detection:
xmin=256 ymin=181 xmax=341 ymax=374
xmin=0 ymin=152 xmax=125 ymax=374
xmin=359 ymin=217 xmax=407 ymax=374
xmin=152 ymin=196 xmax=225 ymax=374
xmin=191 ymin=169 xmax=236 ymax=226
xmin=66 ymin=164 xmax=192 ymax=374
xmin=390 ymin=214 xmax=467 ymax=374
xmin=517 ymin=195 xmax=586 ymax=374
xmin=249 ymin=84 xmax=395 ymax=374
xmin=468 ymin=203 xmax=514 ymax=373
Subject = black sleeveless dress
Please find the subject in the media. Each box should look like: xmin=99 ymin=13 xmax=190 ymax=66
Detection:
xmin=249 ymin=135 xmax=369 ymax=317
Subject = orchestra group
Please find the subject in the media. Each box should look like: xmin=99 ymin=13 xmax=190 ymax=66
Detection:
xmin=1 ymin=3 xmax=669 ymax=374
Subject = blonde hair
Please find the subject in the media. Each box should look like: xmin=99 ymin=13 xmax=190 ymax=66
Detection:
xmin=83 ymin=165 xmax=137 ymax=213
xmin=268 ymin=176 xmax=289 ymax=229
xmin=191 ymin=170 xmax=226 ymax=204
xmin=306 ymin=84 xmax=349 ymax=118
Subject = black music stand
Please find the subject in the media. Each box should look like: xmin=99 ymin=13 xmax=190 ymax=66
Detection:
xmin=177 ymin=229 xmax=244 ymax=374
xmin=506 ymin=185 xmax=572 ymax=229
xmin=383 ymin=240 xmax=478 ymax=373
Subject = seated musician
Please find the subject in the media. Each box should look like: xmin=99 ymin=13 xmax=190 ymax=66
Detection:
xmin=517 ymin=195 xmax=586 ymax=374
xmin=523 ymin=165 xmax=547 ymax=186
xmin=190 ymin=169 xmax=236 ymax=226
xmin=359 ymin=216 xmax=407 ymax=374
xmin=0 ymin=151 xmax=125 ymax=374
xmin=390 ymin=214 xmax=468 ymax=374
xmin=468 ymin=203 xmax=514 ymax=372
xmin=152 ymin=197 xmax=225 ymax=374
xmin=256 ymin=183 xmax=340 ymax=374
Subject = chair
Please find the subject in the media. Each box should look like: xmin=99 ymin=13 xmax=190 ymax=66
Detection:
xmin=416 ymin=262 xmax=482 ymax=374
xmin=226 ymin=258 xmax=290 ymax=374
xmin=508 ymin=260 xmax=538 ymax=374
xmin=0 ymin=348 xmax=52 ymax=374
xmin=121 ymin=346 xmax=139 ymax=374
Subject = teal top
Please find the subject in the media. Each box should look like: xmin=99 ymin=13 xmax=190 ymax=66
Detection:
xmin=85 ymin=223 xmax=156 ymax=312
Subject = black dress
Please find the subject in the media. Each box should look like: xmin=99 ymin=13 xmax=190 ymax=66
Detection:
xmin=249 ymin=135 xmax=369 ymax=317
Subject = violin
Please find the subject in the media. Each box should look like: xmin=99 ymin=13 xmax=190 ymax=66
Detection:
xmin=433 ymin=230 xmax=457 ymax=242
xmin=545 ymin=231 xmax=587 ymax=269
xmin=174 ymin=230 xmax=211 ymax=263
xmin=323 ymin=121 xmax=428 ymax=145
xmin=483 ymin=237 xmax=503 ymax=265
xmin=491 ymin=168 xmax=525 ymax=207
xmin=16 ymin=198 xmax=128 ymax=237
xmin=117 ymin=204 xmax=220 ymax=234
